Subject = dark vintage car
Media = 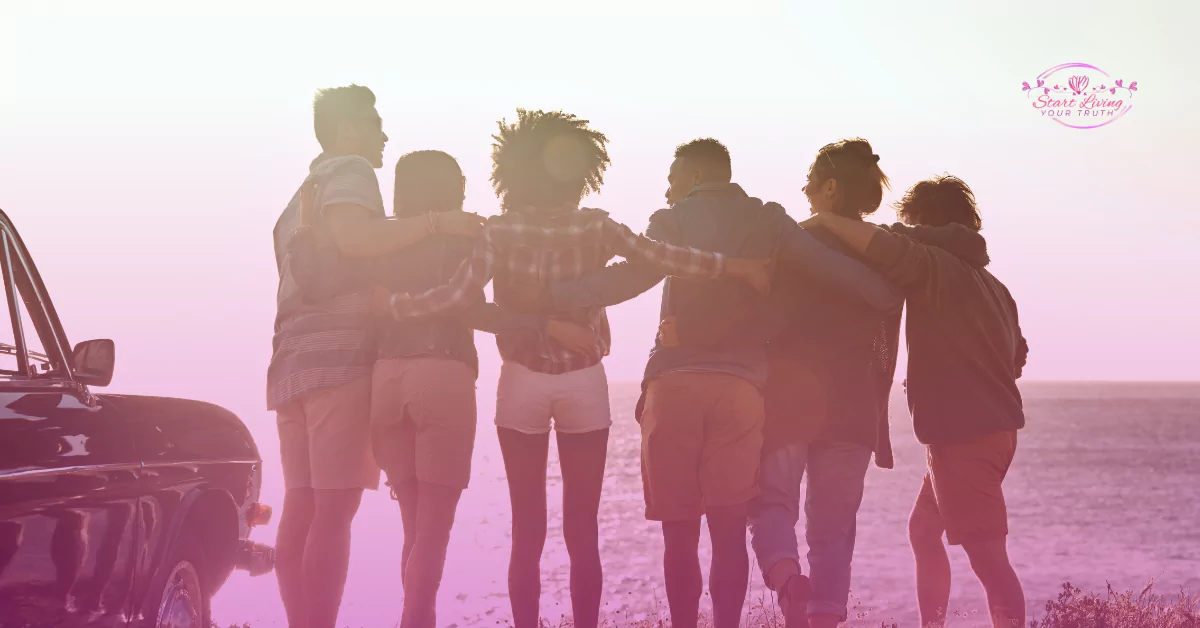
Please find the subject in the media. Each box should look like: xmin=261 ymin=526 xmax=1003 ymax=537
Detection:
xmin=0 ymin=209 xmax=274 ymax=627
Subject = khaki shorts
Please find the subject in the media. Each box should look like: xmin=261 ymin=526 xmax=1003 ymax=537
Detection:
xmin=640 ymin=371 xmax=766 ymax=521
xmin=277 ymin=377 xmax=381 ymax=491
xmin=915 ymin=429 xmax=1018 ymax=545
xmin=371 ymin=357 xmax=478 ymax=490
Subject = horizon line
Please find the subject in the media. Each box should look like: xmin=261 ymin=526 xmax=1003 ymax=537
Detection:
xmin=596 ymin=379 xmax=1200 ymax=386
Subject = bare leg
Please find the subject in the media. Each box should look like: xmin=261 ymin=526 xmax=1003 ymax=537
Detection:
xmin=909 ymin=501 xmax=950 ymax=628
xmin=399 ymin=481 xmax=463 ymax=628
xmin=498 ymin=427 xmax=550 ymax=628
xmin=707 ymin=506 xmax=751 ymax=628
xmin=392 ymin=479 xmax=419 ymax=588
xmin=276 ymin=488 xmax=315 ymax=628
xmin=662 ymin=518 xmax=703 ymax=628
xmin=303 ymin=488 xmax=364 ymax=628
xmin=962 ymin=539 xmax=1025 ymax=627
xmin=556 ymin=429 xmax=609 ymax=628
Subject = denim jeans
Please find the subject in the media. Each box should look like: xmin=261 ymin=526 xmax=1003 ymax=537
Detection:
xmin=748 ymin=439 xmax=872 ymax=620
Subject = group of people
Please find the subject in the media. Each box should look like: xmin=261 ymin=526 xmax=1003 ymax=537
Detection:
xmin=267 ymin=84 xmax=1030 ymax=628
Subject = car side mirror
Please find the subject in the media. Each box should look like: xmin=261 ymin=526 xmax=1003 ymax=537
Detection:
xmin=72 ymin=339 xmax=115 ymax=387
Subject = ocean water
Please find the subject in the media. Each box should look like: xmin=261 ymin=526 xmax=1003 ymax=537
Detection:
xmin=212 ymin=381 xmax=1200 ymax=627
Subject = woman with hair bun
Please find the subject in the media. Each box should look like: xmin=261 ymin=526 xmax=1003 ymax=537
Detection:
xmin=748 ymin=138 xmax=903 ymax=628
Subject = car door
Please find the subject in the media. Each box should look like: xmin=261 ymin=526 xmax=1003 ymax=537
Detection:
xmin=0 ymin=216 xmax=140 ymax=627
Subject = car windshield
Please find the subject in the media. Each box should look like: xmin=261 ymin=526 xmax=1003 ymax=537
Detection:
xmin=0 ymin=341 xmax=52 ymax=379
xmin=0 ymin=226 xmax=64 ymax=379
xmin=0 ymin=342 xmax=51 ymax=364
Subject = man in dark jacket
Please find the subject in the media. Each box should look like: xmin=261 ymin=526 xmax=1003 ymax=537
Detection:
xmin=805 ymin=175 xmax=1028 ymax=628
xmin=547 ymin=139 xmax=899 ymax=628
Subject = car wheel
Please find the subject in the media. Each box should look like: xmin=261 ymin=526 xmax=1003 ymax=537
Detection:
xmin=149 ymin=533 xmax=211 ymax=628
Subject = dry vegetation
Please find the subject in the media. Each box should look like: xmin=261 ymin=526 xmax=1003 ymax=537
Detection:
xmin=213 ymin=581 xmax=1199 ymax=628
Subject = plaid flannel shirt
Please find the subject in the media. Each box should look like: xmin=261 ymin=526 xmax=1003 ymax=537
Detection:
xmin=388 ymin=206 xmax=726 ymax=374
xmin=267 ymin=154 xmax=384 ymax=410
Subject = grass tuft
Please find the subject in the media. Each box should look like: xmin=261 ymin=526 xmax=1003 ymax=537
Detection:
xmin=211 ymin=581 xmax=1199 ymax=627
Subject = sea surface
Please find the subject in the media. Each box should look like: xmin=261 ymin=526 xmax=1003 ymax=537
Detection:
xmin=212 ymin=381 xmax=1200 ymax=627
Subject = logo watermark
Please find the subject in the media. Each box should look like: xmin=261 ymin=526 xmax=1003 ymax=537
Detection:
xmin=1023 ymin=63 xmax=1138 ymax=129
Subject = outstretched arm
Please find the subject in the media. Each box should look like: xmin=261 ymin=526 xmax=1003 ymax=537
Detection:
xmin=548 ymin=210 xmax=684 ymax=311
xmin=805 ymin=211 xmax=935 ymax=289
xmin=550 ymin=261 xmax=665 ymax=310
xmin=604 ymin=214 xmax=772 ymax=291
xmin=775 ymin=213 xmax=902 ymax=312
xmin=457 ymin=286 xmax=546 ymax=336
xmin=326 ymin=209 xmax=486 ymax=257
xmin=551 ymin=210 xmax=769 ymax=310
xmin=307 ymin=158 xmax=483 ymax=257
xmin=387 ymin=226 xmax=499 ymax=320
xmin=602 ymin=216 xmax=726 ymax=279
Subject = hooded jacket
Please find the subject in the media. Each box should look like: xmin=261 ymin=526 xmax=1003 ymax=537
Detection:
xmin=865 ymin=223 xmax=1028 ymax=445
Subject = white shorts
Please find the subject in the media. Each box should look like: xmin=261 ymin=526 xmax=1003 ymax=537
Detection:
xmin=495 ymin=361 xmax=612 ymax=435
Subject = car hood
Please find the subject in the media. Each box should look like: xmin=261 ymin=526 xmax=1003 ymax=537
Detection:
xmin=97 ymin=394 xmax=261 ymax=464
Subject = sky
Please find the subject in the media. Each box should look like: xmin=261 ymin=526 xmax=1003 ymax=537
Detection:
xmin=1 ymin=0 xmax=1198 ymax=412
xmin=2 ymin=1 xmax=1199 ymax=625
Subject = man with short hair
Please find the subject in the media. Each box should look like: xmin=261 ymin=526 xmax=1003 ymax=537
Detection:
xmin=804 ymin=175 xmax=1028 ymax=628
xmin=268 ymin=84 xmax=481 ymax=628
xmin=547 ymin=139 xmax=900 ymax=628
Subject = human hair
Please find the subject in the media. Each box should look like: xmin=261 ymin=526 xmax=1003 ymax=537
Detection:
xmin=313 ymin=84 xmax=377 ymax=152
xmin=490 ymin=109 xmax=610 ymax=212
xmin=393 ymin=150 xmax=466 ymax=218
xmin=808 ymin=137 xmax=891 ymax=218
xmin=895 ymin=174 xmax=983 ymax=231
xmin=674 ymin=138 xmax=732 ymax=183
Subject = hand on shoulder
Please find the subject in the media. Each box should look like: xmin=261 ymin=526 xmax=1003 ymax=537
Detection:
xmin=799 ymin=212 xmax=826 ymax=230
xmin=434 ymin=211 xmax=486 ymax=238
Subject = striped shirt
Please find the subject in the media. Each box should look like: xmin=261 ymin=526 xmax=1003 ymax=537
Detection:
xmin=267 ymin=153 xmax=385 ymax=410
xmin=387 ymin=206 xmax=726 ymax=374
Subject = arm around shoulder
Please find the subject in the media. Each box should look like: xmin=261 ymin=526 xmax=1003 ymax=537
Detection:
xmin=459 ymin=289 xmax=546 ymax=336
xmin=856 ymin=221 xmax=936 ymax=289
xmin=776 ymin=212 xmax=903 ymax=311
xmin=548 ymin=210 xmax=680 ymax=310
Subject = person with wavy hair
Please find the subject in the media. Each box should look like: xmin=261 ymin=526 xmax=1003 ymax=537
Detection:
xmin=375 ymin=110 xmax=770 ymax=628
xmin=804 ymin=173 xmax=1029 ymax=627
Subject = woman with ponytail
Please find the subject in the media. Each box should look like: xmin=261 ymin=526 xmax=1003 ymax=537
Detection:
xmin=747 ymin=138 xmax=903 ymax=628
